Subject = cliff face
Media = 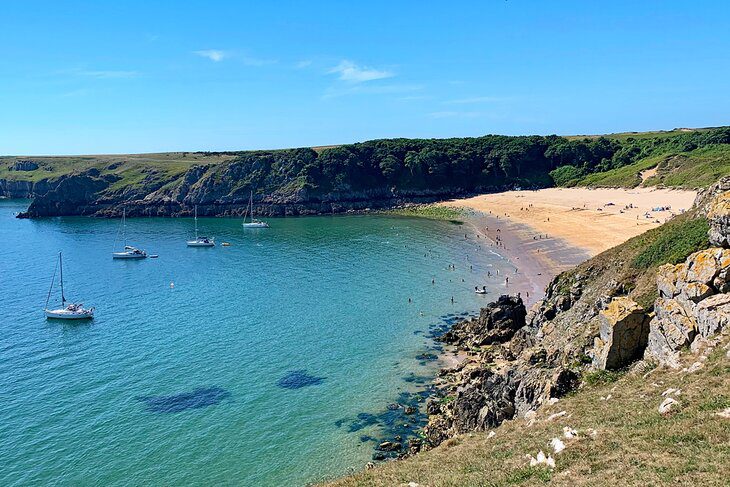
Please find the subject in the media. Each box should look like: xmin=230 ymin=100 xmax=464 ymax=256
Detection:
xmin=15 ymin=165 xmax=490 ymax=218
xmin=0 ymin=178 xmax=56 ymax=199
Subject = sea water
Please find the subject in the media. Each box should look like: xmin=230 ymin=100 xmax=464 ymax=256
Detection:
xmin=0 ymin=199 xmax=515 ymax=486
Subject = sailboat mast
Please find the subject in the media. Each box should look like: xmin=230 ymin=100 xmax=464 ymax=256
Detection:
xmin=59 ymin=252 xmax=66 ymax=306
xmin=122 ymin=208 xmax=127 ymax=248
xmin=194 ymin=205 xmax=199 ymax=239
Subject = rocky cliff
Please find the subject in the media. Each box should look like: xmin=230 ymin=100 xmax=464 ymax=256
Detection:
xmin=14 ymin=166 xmax=487 ymax=218
xmin=0 ymin=178 xmax=56 ymax=199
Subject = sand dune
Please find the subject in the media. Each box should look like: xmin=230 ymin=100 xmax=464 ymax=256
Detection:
xmin=442 ymin=187 xmax=697 ymax=256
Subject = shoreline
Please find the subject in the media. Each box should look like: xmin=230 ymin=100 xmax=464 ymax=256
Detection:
xmin=464 ymin=213 xmax=589 ymax=308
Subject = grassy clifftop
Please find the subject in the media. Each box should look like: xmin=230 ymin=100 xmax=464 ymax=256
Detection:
xmin=0 ymin=152 xmax=236 ymax=185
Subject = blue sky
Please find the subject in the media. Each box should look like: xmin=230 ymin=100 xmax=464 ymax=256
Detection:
xmin=1 ymin=0 xmax=729 ymax=154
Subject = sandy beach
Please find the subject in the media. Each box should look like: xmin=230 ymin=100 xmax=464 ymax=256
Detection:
xmin=444 ymin=187 xmax=697 ymax=305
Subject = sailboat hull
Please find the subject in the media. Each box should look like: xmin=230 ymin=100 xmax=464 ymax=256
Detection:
xmin=186 ymin=240 xmax=215 ymax=247
xmin=243 ymin=222 xmax=269 ymax=228
xmin=112 ymin=252 xmax=147 ymax=259
xmin=45 ymin=309 xmax=94 ymax=320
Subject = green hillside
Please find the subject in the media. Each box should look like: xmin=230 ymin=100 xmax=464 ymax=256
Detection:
xmin=569 ymin=145 xmax=730 ymax=189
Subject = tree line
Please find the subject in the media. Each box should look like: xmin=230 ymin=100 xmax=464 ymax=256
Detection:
xmin=204 ymin=127 xmax=730 ymax=196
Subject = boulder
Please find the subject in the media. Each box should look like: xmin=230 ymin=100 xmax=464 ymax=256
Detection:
xmin=645 ymin=298 xmax=697 ymax=368
xmin=708 ymin=190 xmax=730 ymax=248
xmin=11 ymin=160 xmax=39 ymax=171
xmin=441 ymin=295 xmax=526 ymax=347
xmin=657 ymin=264 xmax=681 ymax=298
xmin=593 ymin=297 xmax=650 ymax=370
xmin=682 ymin=248 xmax=730 ymax=290
xmin=694 ymin=293 xmax=730 ymax=337
xmin=377 ymin=441 xmax=402 ymax=452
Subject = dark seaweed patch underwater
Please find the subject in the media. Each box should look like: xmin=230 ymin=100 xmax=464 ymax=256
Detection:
xmin=277 ymin=370 xmax=325 ymax=389
xmin=137 ymin=386 xmax=231 ymax=413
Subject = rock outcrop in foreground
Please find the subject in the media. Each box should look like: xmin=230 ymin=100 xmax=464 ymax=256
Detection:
xmin=593 ymin=297 xmax=650 ymax=370
xmin=424 ymin=296 xmax=579 ymax=447
xmin=641 ymin=183 xmax=730 ymax=368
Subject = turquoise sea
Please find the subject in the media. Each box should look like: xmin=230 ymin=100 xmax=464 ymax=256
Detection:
xmin=0 ymin=199 xmax=514 ymax=486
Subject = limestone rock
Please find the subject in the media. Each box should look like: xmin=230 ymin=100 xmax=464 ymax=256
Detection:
xmin=694 ymin=293 xmax=730 ymax=337
xmin=682 ymin=248 xmax=730 ymax=289
xmin=593 ymin=297 xmax=650 ymax=370
xmin=708 ymin=190 xmax=730 ymax=248
xmin=657 ymin=264 xmax=681 ymax=298
xmin=658 ymin=397 xmax=680 ymax=415
xmin=645 ymin=298 xmax=697 ymax=368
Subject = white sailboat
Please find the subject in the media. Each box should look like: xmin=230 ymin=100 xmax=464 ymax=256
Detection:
xmin=242 ymin=191 xmax=269 ymax=228
xmin=45 ymin=252 xmax=94 ymax=320
xmin=187 ymin=205 xmax=215 ymax=247
xmin=112 ymin=208 xmax=148 ymax=259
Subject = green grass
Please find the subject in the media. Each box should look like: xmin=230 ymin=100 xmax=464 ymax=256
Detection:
xmin=565 ymin=127 xmax=713 ymax=141
xmin=644 ymin=145 xmax=730 ymax=189
xmin=384 ymin=204 xmax=468 ymax=223
xmin=631 ymin=217 xmax=709 ymax=269
xmin=0 ymin=152 xmax=234 ymax=186
xmin=571 ymin=144 xmax=730 ymax=190
xmin=582 ymin=369 xmax=624 ymax=386
xmin=573 ymin=153 xmax=667 ymax=188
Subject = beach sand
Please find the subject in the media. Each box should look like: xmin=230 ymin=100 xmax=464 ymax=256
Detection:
xmin=444 ymin=187 xmax=697 ymax=305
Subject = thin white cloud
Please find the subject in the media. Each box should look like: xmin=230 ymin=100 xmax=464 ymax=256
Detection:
xmin=295 ymin=60 xmax=312 ymax=69
xmin=328 ymin=60 xmax=393 ymax=83
xmin=78 ymin=70 xmax=139 ymax=79
xmin=446 ymin=96 xmax=509 ymax=105
xmin=194 ymin=49 xmax=226 ymax=62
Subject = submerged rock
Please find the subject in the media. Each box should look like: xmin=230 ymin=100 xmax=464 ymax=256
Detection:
xmin=377 ymin=441 xmax=402 ymax=452
xmin=136 ymin=386 xmax=231 ymax=413
xmin=276 ymin=370 xmax=325 ymax=389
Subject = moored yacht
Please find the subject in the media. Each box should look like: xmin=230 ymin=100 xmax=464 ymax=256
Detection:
xmin=45 ymin=252 xmax=94 ymax=320
xmin=112 ymin=208 xmax=148 ymax=259
xmin=242 ymin=191 xmax=269 ymax=228
xmin=187 ymin=205 xmax=215 ymax=247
